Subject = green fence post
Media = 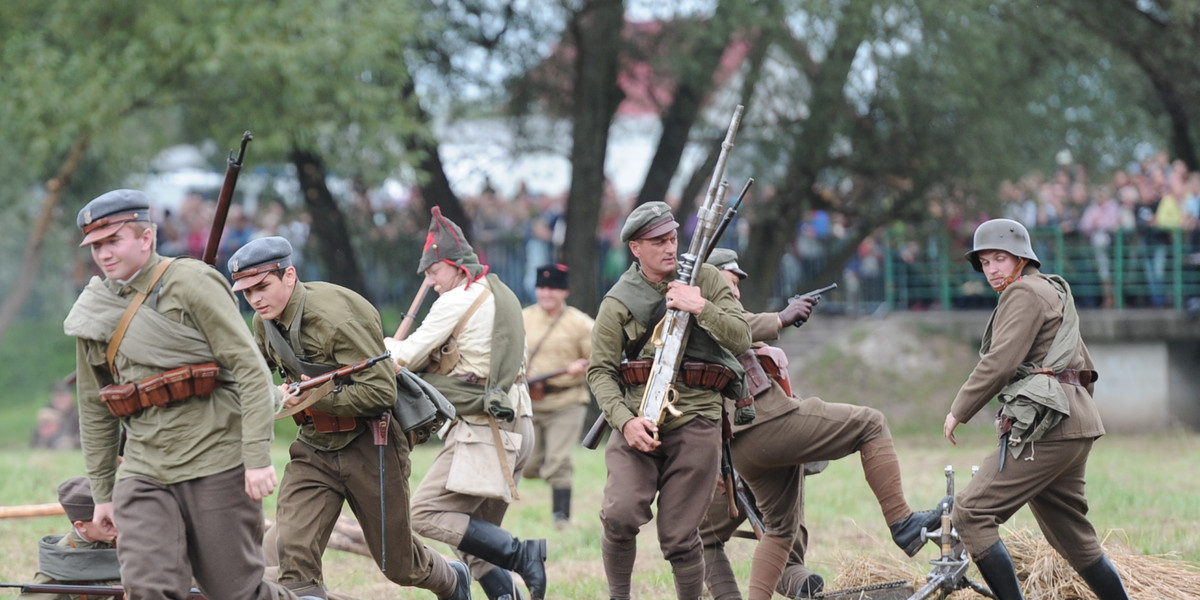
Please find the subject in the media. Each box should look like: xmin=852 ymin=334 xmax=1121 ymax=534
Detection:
xmin=1114 ymin=230 xmax=1125 ymax=310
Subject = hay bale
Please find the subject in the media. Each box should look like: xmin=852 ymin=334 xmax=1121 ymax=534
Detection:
xmin=823 ymin=528 xmax=1199 ymax=600
xmin=1005 ymin=528 xmax=1200 ymax=600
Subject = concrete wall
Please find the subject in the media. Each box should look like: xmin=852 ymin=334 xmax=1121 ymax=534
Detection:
xmin=1089 ymin=343 xmax=1173 ymax=433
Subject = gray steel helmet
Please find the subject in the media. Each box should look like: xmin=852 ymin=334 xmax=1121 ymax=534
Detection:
xmin=965 ymin=218 xmax=1040 ymax=272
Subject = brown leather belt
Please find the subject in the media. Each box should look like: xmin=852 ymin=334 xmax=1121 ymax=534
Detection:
xmin=294 ymin=410 xmax=362 ymax=434
xmin=1029 ymin=368 xmax=1098 ymax=386
xmin=618 ymin=359 xmax=735 ymax=392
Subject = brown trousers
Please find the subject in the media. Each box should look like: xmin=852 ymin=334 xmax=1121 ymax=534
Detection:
xmin=731 ymin=395 xmax=889 ymax=539
xmin=955 ymin=437 xmax=1104 ymax=571
xmin=113 ymin=466 xmax=298 ymax=600
xmin=601 ymin=417 xmax=721 ymax=564
xmin=275 ymin=425 xmax=446 ymax=594
xmin=524 ymin=403 xmax=587 ymax=489
xmin=411 ymin=415 xmax=535 ymax=579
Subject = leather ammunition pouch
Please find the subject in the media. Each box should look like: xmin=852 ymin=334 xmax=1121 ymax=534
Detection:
xmin=736 ymin=350 xmax=771 ymax=397
xmin=618 ymin=359 xmax=736 ymax=393
xmin=99 ymin=362 xmax=222 ymax=418
xmin=755 ymin=346 xmax=792 ymax=397
xmin=293 ymin=409 xmax=360 ymax=434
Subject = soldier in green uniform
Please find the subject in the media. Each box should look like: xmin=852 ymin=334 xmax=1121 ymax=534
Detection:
xmin=385 ymin=208 xmax=547 ymax=600
xmin=700 ymin=249 xmax=944 ymax=599
xmin=227 ymin=236 xmax=471 ymax=600
xmin=17 ymin=477 xmax=119 ymax=600
xmin=945 ymin=219 xmax=1130 ymax=600
xmin=520 ymin=263 xmax=594 ymax=526
xmin=64 ymin=189 xmax=307 ymax=600
xmin=587 ymin=202 xmax=752 ymax=600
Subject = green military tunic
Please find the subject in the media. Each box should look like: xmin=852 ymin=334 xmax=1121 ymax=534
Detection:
xmin=66 ymin=252 xmax=276 ymax=502
xmin=588 ymin=262 xmax=751 ymax=434
xmin=251 ymin=280 xmax=397 ymax=450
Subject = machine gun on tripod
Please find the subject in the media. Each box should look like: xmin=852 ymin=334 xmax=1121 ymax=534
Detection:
xmin=905 ymin=465 xmax=995 ymax=600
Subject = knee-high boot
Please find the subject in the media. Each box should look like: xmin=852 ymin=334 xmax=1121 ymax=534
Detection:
xmin=479 ymin=568 xmax=524 ymax=600
xmin=973 ymin=540 xmax=1024 ymax=600
xmin=457 ymin=518 xmax=547 ymax=600
xmin=1077 ymin=555 xmax=1130 ymax=600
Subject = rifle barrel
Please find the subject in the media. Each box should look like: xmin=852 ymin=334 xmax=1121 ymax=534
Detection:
xmin=202 ymin=131 xmax=252 ymax=266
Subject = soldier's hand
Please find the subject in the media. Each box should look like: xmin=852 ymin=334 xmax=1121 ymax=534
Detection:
xmin=279 ymin=375 xmax=312 ymax=409
xmin=566 ymin=358 xmax=589 ymax=377
xmin=622 ymin=418 xmax=661 ymax=453
xmin=665 ymin=281 xmax=705 ymax=315
xmin=245 ymin=465 xmax=279 ymax=501
xmin=91 ymin=502 xmax=119 ymax=542
xmin=778 ymin=295 xmax=815 ymax=328
xmin=943 ymin=413 xmax=960 ymax=445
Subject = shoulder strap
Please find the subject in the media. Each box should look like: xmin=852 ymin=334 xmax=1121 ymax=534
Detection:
xmin=626 ymin=300 xmax=667 ymax=359
xmin=106 ymin=258 xmax=175 ymax=376
xmin=527 ymin=310 xmax=565 ymax=364
xmin=453 ymin=288 xmax=492 ymax=338
xmin=487 ymin=415 xmax=520 ymax=501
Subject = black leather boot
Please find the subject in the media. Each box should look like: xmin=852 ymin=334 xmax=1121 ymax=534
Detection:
xmin=551 ymin=488 xmax=571 ymax=523
xmin=457 ymin=518 xmax=547 ymax=600
xmin=479 ymin=568 xmax=524 ymax=600
xmin=973 ymin=540 xmax=1024 ymax=600
xmin=441 ymin=560 xmax=473 ymax=600
xmin=888 ymin=496 xmax=951 ymax=557
xmin=1077 ymin=555 xmax=1130 ymax=600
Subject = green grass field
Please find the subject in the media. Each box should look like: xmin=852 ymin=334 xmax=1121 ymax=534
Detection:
xmin=1 ymin=424 xmax=1197 ymax=599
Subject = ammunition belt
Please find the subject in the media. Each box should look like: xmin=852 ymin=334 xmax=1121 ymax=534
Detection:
xmin=618 ymin=359 xmax=735 ymax=392
xmin=529 ymin=382 xmax=574 ymax=401
xmin=99 ymin=362 xmax=221 ymax=418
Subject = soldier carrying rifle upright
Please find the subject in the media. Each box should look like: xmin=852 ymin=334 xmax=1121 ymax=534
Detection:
xmin=587 ymin=200 xmax=752 ymax=600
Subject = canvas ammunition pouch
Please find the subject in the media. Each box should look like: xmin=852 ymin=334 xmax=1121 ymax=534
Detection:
xmin=99 ymin=362 xmax=222 ymax=418
xmin=618 ymin=359 xmax=736 ymax=392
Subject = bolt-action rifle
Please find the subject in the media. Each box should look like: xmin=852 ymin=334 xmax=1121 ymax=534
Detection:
xmin=202 ymin=130 xmax=253 ymax=266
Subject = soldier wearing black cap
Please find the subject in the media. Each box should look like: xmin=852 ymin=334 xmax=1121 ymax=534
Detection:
xmin=17 ymin=477 xmax=120 ymax=600
xmin=586 ymin=202 xmax=752 ymax=600
xmin=945 ymin=219 xmax=1128 ymax=600
xmin=520 ymin=264 xmax=594 ymax=525
xmin=63 ymin=189 xmax=310 ymax=600
xmin=385 ymin=207 xmax=547 ymax=600
xmin=227 ymin=235 xmax=471 ymax=600
xmin=700 ymin=249 xmax=944 ymax=600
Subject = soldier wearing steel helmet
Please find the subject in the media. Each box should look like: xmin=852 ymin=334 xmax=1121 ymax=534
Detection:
xmin=944 ymin=218 xmax=1130 ymax=600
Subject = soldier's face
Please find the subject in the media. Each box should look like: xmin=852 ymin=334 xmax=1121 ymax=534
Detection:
xmin=242 ymin=267 xmax=297 ymax=321
xmin=425 ymin=261 xmax=466 ymax=294
xmin=719 ymin=270 xmax=742 ymax=300
xmin=89 ymin=224 xmax=153 ymax=282
xmin=978 ymin=250 xmax=1019 ymax=289
xmin=535 ymin=286 xmax=569 ymax=313
xmin=629 ymin=231 xmax=678 ymax=282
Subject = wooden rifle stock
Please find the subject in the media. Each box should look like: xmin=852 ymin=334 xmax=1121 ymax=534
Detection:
xmin=202 ymin=131 xmax=252 ymax=266
xmin=581 ymin=413 xmax=609 ymax=450
xmin=393 ymin=280 xmax=432 ymax=341
xmin=287 ymin=352 xmax=390 ymax=396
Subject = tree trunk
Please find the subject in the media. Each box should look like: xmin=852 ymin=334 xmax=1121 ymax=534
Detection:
xmin=737 ymin=3 xmax=871 ymax=310
xmin=563 ymin=0 xmax=626 ymax=312
xmin=400 ymin=79 xmax=472 ymax=233
xmin=0 ymin=134 xmax=90 ymax=347
xmin=288 ymin=148 xmax=368 ymax=298
xmin=634 ymin=2 xmax=736 ymax=210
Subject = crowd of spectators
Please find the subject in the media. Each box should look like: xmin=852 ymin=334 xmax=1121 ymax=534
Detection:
xmin=141 ymin=149 xmax=1200 ymax=313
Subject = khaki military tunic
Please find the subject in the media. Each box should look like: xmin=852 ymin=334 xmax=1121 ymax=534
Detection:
xmin=949 ymin=267 xmax=1107 ymax=570
xmin=588 ymin=262 xmax=750 ymax=588
xmin=522 ymin=304 xmax=593 ymax=488
xmin=65 ymin=252 xmax=296 ymax=600
xmin=254 ymin=280 xmax=455 ymax=596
